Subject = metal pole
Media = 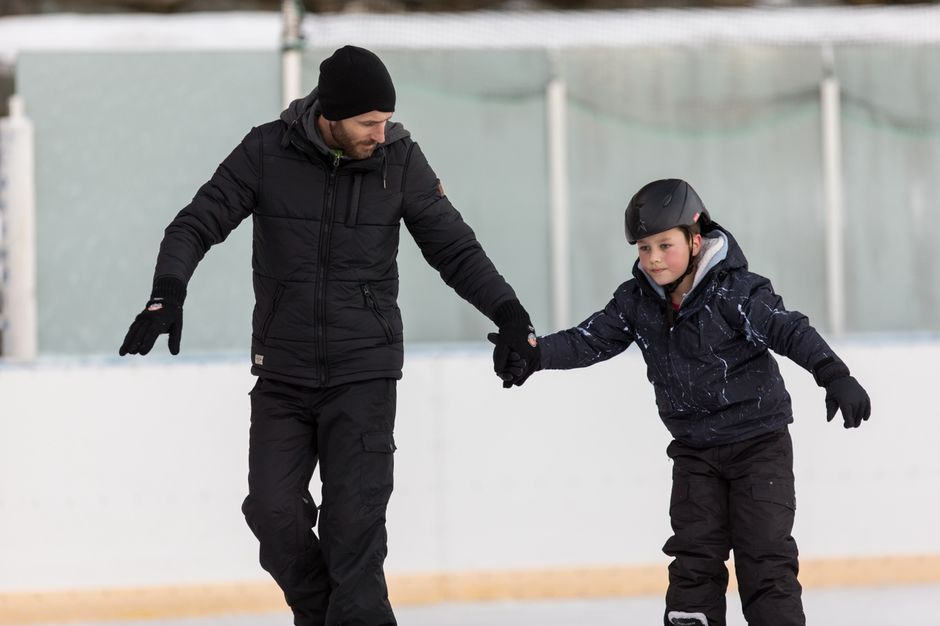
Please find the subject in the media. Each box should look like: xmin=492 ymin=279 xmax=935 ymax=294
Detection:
xmin=820 ymin=44 xmax=845 ymax=336
xmin=281 ymin=0 xmax=305 ymax=109
xmin=546 ymin=50 xmax=571 ymax=330
xmin=0 ymin=94 xmax=38 ymax=361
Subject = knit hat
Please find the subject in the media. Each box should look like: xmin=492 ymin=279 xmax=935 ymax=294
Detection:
xmin=318 ymin=46 xmax=396 ymax=121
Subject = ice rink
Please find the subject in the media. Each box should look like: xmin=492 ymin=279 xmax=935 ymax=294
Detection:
xmin=26 ymin=584 xmax=940 ymax=626
xmin=4 ymin=8 xmax=940 ymax=626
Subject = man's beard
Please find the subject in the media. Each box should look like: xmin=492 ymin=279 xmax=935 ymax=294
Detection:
xmin=331 ymin=122 xmax=378 ymax=160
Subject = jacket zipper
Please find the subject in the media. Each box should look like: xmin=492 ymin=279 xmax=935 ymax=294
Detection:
xmin=362 ymin=283 xmax=394 ymax=344
xmin=314 ymin=161 xmax=339 ymax=385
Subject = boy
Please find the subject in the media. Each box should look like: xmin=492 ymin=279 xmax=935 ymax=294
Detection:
xmin=489 ymin=179 xmax=871 ymax=626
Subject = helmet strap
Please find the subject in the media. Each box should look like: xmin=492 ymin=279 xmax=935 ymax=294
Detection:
xmin=662 ymin=235 xmax=698 ymax=324
xmin=666 ymin=236 xmax=697 ymax=293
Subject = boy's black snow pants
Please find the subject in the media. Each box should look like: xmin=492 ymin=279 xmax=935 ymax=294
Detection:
xmin=241 ymin=377 xmax=398 ymax=626
xmin=663 ymin=428 xmax=804 ymax=626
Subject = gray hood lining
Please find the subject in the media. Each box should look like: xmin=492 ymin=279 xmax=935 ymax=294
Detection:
xmin=638 ymin=230 xmax=729 ymax=302
xmin=280 ymin=87 xmax=411 ymax=158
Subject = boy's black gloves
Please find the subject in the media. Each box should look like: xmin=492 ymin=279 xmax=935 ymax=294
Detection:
xmin=813 ymin=358 xmax=871 ymax=428
xmin=119 ymin=276 xmax=186 ymax=356
xmin=490 ymin=299 xmax=539 ymax=388
xmin=824 ymin=376 xmax=871 ymax=428
xmin=487 ymin=333 xmax=541 ymax=387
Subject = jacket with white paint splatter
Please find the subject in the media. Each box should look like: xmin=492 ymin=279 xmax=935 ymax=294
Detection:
xmin=539 ymin=223 xmax=845 ymax=448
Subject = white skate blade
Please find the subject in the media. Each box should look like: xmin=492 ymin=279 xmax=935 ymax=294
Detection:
xmin=668 ymin=610 xmax=708 ymax=626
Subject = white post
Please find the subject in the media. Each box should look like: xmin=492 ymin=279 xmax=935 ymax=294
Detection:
xmin=281 ymin=0 xmax=305 ymax=110
xmin=0 ymin=94 xmax=38 ymax=361
xmin=546 ymin=50 xmax=571 ymax=330
xmin=820 ymin=44 xmax=845 ymax=336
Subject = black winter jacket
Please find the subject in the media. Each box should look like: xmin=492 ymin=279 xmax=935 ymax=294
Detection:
xmin=153 ymin=90 xmax=516 ymax=387
xmin=540 ymin=223 xmax=845 ymax=448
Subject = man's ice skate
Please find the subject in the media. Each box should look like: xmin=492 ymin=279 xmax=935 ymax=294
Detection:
xmin=668 ymin=610 xmax=708 ymax=626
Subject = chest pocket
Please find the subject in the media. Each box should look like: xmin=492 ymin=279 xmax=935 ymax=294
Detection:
xmin=350 ymin=188 xmax=403 ymax=227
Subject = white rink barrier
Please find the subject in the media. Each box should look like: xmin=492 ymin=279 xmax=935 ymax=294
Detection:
xmin=0 ymin=338 xmax=938 ymax=621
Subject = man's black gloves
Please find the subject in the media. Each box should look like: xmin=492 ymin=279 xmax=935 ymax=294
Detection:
xmin=490 ymin=299 xmax=539 ymax=388
xmin=825 ymin=376 xmax=871 ymax=428
xmin=814 ymin=358 xmax=871 ymax=428
xmin=487 ymin=332 xmax=541 ymax=387
xmin=119 ymin=276 xmax=186 ymax=356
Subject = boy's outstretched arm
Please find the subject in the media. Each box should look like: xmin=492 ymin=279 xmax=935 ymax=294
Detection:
xmin=488 ymin=291 xmax=634 ymax=387
xmin=721 ymin=274 xmax=871 ymax=428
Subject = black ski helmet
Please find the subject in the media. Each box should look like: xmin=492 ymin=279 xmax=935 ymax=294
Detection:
xmin=624 ymin=179 xmax=710 ymax=245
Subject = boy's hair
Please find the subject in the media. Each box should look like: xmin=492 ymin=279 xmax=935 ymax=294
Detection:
xmin=678 ymin=221 xmax=702 ymax=246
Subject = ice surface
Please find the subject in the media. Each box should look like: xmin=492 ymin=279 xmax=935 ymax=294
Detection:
xmin=25 ymin=585 xmax=940 ymax=626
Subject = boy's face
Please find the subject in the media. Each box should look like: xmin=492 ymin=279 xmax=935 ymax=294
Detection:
xmin=636 ymin=227 xmax=702 ymax=286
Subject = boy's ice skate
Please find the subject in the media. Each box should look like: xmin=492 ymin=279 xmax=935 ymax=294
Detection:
xmin=668 ymin=611 xmax=708 ymax=626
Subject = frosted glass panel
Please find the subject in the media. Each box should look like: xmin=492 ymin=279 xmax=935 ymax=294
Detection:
xmin=15 ymin=45 xmax=938 ymax=357
xmin=837 ymin=46 xmax=940 ymax=333
xmin=18 ymin=52 xmax=280 ymax=355
xmin=563 ymin=46 xmax=827 ymax=330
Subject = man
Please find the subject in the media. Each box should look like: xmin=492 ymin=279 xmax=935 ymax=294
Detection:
xmin=120 ymin=45 xmax=538 ymax=626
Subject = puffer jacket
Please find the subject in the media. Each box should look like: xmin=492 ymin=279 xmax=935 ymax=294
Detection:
xmin=153 ymin=89 xmax=516 ymax=387
xmin=539 ymin=223 xmax=846 ymax=448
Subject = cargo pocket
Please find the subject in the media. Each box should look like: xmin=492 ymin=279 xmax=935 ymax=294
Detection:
xmin=751 ymin=478 xmax=796 ymax=511
xmin=668 ymin=478 xmax=696 ymax=523
xmin=361 ymin=431 xmax=396 ymax=506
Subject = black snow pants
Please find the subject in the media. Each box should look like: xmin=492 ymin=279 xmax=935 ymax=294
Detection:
xmin=241 ymin=377 xmax=398 ymax=626
xmin=663 ymin=428 xmax=804 ymax=626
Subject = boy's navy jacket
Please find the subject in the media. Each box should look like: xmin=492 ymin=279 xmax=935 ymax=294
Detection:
xmin=539 ymin=223 xmax=844 ymax=448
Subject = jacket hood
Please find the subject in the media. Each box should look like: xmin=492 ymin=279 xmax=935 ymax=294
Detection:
xmin=707 ymin=222 xmax=748 ymax=272
xmin=279 ymin=87 xmax=410 ymax=156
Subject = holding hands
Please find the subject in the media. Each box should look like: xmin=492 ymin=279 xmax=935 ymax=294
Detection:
xmin=489 ymin=299 xmax=540 ymax=388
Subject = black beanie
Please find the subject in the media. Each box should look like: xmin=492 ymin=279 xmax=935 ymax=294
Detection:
xmin=318 ymin=46 xmax=396 ymax=121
